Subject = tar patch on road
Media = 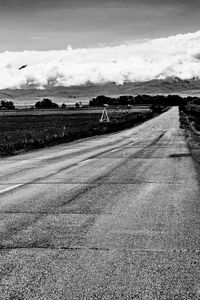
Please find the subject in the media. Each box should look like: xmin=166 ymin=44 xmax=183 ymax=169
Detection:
xmin=169 ymin=153 xmax=191 ymax=158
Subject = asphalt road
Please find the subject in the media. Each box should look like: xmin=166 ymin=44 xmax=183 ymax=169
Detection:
xmin=0 ymin=107 xmax=200 ymax=299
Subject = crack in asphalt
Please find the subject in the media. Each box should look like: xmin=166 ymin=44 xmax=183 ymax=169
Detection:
xmin=0 ymin=245 xmax=199 ymax=253
xmin=0 ymin=181 xmax=187 ymax=185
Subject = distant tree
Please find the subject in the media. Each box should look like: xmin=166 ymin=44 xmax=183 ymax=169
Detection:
xmin=118 ymin=96 xmax=133 ymax=105
xmin=0 ymin=100 xmax=15 ymax=110
xmin=90 ymin=95 xmax=113 ymax=106
xmin=35 ymin=98 xmax=59 ymax=109
xmin=61 ymin=103 xmax=67 ymax=109
xmin=134 ymin=95 xmax=145 ymax=105
xmin=75 ymin=102 xmax=80 ymax=108
xmin=191 ymin=97 xmax=200 ymax=105
xmin=166 ymin=95 xmax=183 ymax=106
xmin=150 ymin=105 xmax=163 ymax=114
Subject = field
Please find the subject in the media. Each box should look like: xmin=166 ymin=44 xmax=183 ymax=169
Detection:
xmin=0 ymin=107 xmax=150 ymax=116
xmin=0 ymin=108 xmax=156 ymax=156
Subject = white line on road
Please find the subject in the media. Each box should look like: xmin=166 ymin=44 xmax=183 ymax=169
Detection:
xmin=110 ymin=148 xmax=120 ymax=153
xmin=78 ymin=159 xmax=91 ymax=165
xmin=20 ymin=160 xmax=30 ymax=164
xmin=0 ymin=184 xmax=23 ymax=195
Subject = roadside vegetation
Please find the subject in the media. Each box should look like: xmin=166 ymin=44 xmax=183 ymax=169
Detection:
xmin=179 ymin=98 xmax=200 ymax=168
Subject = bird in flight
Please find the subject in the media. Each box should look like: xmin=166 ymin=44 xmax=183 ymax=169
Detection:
xmin=19 ymin=64 xmax=28 ymax=70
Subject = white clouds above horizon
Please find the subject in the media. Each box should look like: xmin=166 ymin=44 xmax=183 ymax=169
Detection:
xmin=1 ymin=31 xmax=200 ymax=89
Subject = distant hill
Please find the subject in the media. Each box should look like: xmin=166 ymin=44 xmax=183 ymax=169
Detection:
xmin=0 ymin=79 xmax=200 ymax=106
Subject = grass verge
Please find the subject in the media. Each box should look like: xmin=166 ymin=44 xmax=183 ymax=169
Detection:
xmin=179 ymin=106 xmax=200 ymax=169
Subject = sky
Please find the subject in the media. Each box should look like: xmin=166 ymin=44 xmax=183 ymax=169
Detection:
xmin=0 ymin=0 xmax=200 ymax=89
xmin=0 ymin=0 xmax=200 ymax=51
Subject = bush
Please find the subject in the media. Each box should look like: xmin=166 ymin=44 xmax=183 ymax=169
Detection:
xmin=150 ymin=105 xmax=163 ymax=114
xmin=35 ymin=98 xmax=59 ymax=109
xmin=0 ymin=100 xmax=15 ymax=110
xmin=61 ymin=103 xmax=67 ymax=109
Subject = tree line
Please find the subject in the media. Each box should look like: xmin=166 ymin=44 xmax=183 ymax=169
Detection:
xmin=89 ymin=94 xmax=200 ymax=107
xmin=1 ymin=94 xmax=200 ymax=110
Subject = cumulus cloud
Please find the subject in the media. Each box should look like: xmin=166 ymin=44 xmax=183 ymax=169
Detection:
xmin=1 ymin=31 xmax=200 ymax=89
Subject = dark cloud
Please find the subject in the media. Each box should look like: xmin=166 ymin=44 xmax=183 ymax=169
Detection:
xmin=1 ymin=0 xmax=200 ymax=9
xmin=0 ymin=0 xmax=200 ymax=51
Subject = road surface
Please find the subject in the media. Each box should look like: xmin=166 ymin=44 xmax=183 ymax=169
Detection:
xmin=0 ymin=107 xmax=199 ymax=299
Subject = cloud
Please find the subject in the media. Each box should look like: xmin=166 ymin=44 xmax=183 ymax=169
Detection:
xmin=29 ymin=36 xmax=46 ymax=40
xmin=1 ymin=31 xmax=200 ymax=89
